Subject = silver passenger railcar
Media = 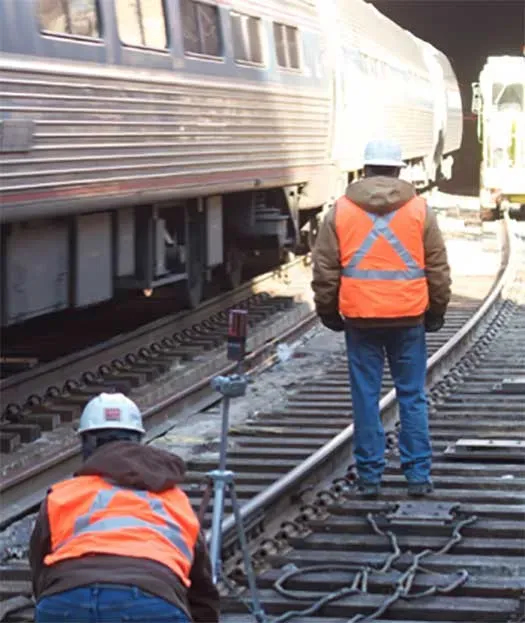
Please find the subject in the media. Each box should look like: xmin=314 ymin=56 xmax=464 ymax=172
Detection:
xmin=0 ymin=0 xmax=463 ymax=327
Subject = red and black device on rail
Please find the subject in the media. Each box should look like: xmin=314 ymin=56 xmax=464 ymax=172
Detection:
xmin=226 ymin=309 xmax=248 ymax=362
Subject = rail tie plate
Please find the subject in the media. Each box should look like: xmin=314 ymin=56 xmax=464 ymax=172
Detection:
xmin=444 ymin=438 xmax=525 ymax=460
xmin=386 ymin=501 xmax=459 ymax=526
xmin=493 ymin=376 xmax=525 ymax=393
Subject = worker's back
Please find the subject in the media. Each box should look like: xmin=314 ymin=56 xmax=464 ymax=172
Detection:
xmin=312 ymin=140 xmax=451 ymax=330
xmin=335 ymin=176 xmax=430 ymax=323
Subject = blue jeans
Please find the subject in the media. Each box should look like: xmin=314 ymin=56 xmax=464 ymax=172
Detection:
xmin=35 ymin=585 xmax=190 ymax=622
xmin=345 ymin=324 xmax=431 ymax=484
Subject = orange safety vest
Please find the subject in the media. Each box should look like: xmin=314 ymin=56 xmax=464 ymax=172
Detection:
xmin=43 ymin=475 xmax=200 ymax=587
xmin=335 ymin=195 xmax=429 ymax=318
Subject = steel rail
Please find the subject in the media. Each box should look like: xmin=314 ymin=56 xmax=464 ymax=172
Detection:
xmin=0 ymin=284 xmax=318 ymax=529
xmin=1 ymin=255 xmax=312 ymax=410
xmin=215 ymin=214 xmax=518 ymax=549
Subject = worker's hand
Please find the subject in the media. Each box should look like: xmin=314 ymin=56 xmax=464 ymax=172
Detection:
xmin=319 ymin=313 xmax=345 ymax=332
xmin=424 ymin=311 xmax=444 ymax=332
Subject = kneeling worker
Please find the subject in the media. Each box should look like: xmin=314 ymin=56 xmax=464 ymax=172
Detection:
xmin=29 ymin=392 xmax=219 ymax=622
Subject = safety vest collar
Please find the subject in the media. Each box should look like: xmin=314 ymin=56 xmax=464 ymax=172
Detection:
xmin=341 ymin=209 xmax=425 ymax=281
xmin=53 ymin=485 xmax=193 ymax=562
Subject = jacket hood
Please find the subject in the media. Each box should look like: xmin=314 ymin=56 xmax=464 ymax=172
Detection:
xmin=345 ymin=176 xmax=416 ymax=215
xmin=76 ymin=440 xmax=186 ymax=492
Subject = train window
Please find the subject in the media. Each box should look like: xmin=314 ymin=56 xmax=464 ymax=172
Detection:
xmin=230 ymin=12 xmax=263 ymax=65
xmin=39 ymin=0 xmax=100 ymax=38
xmin=180 ymin=0 xmax=222 ymax=57
xmin=115 ymin=0 xmax=167 ymax=49
xmin=273 ymin=22 xmax=300 ymax=69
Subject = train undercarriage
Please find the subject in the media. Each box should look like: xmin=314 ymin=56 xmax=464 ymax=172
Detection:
xmin=1 ymin=148 xmax=452 ymax=329
xmin=0 ymin=186 xmax=320 ymax=327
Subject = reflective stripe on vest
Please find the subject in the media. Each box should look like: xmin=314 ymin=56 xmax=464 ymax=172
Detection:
xmin=341 ymin=210 xmax=426 ymax=281
xmin=52 ymin=486 xmax=193 ymax=562
xmin=335 ymin=194 xmax=429 ymax=319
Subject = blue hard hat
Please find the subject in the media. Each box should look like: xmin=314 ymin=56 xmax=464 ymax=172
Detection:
xmin=363 ymin=139 xmax=406 ymax=167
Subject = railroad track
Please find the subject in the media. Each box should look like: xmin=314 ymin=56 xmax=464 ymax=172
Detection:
xmin=0 ymin=216 xmax=517 ymax=621
xmin=0 ymin=256 xmax=286 ymax=380
xmin=211 ymin=216 xmax=523 ymax=623
xmin=0 ymin=255 xmax=317 ymax=527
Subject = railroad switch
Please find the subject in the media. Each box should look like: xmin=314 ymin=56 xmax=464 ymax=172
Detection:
xmin=386 ymin=501 xmax=460 ymax=526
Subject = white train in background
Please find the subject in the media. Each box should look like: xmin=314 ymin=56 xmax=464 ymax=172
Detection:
xmin=0 ymin=0 xmax=463 ymax=326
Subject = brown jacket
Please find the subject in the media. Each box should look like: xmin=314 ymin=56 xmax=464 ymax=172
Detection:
xmin=311 ymin=176 xmax=451 ymax=327
xmin=29 ymin=441 xmax=219 ymax=622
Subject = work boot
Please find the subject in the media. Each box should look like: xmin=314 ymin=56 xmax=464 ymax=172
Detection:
xmin=407 ymin=481 xmax=434 ymax=497
xmin=356 ymin=479 xmax=380 ymax=498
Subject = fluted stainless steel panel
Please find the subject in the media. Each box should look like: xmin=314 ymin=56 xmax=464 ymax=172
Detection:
xmin=0 ymin=60 xmax=331 ymax=196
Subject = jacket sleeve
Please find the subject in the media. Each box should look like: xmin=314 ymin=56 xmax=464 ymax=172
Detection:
xmin=187 ymin=531 xmax=220 ymax=622
xmin=28 ymin=498 xmax=52 ymax=600
xmin=424 ymin=205 xmax=451 ymax=317
xmin=311 ymin=207 xmax=341 ymax=316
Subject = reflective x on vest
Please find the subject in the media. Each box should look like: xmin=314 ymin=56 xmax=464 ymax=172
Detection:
xmin=52 ymin=486 xmax=193 ymax=562
xmin=341 ymin=211 xmax=425 ymax=280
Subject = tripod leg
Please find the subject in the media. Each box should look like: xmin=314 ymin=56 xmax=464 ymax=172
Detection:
xmin=228 ymin=482 xmax=267 ymax=623
xmin=208 ymin=473 xmax=226 ymax=585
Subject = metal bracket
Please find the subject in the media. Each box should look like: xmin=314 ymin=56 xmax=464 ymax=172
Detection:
xmin=210 ymin=374 xmax=248 ymax=398
xmin=386 ymin=501 xmax=459 ymax=526
xmin=493 ymin=377 xmax=525 ymax=394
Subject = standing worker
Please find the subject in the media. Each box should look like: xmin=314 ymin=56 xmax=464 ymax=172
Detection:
xmin=29 ymin=392 xmax=220 ymax=622
xmin=311 ymin=139 xmax=451 ymax=498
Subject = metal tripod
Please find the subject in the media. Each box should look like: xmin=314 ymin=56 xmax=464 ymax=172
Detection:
xmin=198 ymin=370 xmax=267 ymax=623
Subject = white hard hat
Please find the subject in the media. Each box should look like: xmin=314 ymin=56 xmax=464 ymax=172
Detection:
xmin=78 ymin=392 xmax=145 ymax=435
xmin=363 ymin=139 xmax=406 ymax=168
